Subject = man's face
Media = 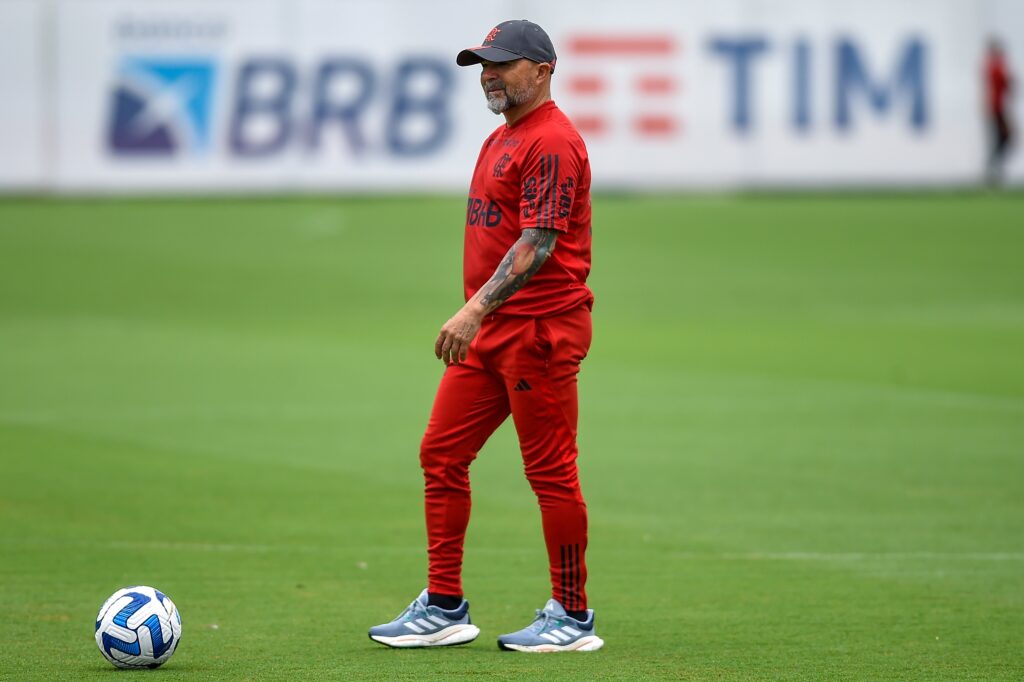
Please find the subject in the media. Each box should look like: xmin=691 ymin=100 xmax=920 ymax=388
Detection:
xmin=480 ymin=59 xmax=539 ymax=114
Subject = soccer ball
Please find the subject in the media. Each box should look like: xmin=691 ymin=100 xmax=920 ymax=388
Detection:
xmin=94 ymin=586 xmax=182 ymax=669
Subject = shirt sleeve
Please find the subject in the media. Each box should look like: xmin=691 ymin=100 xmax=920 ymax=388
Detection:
xmin=519 ymin=132 xmax=582 ymax=233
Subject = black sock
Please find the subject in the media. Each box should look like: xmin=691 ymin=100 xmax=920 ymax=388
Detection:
xmin=566 ymin=609 xmax=588 ymax=621
xmin=427 ymin=592 xmax=462 ymax=610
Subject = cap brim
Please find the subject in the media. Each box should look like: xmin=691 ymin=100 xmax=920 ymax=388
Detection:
xmin=456 ymin=45 xmax=523 ymax=66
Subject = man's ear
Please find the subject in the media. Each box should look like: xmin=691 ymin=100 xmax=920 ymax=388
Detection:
xmin=536 ymin=62 xmax=552 ymax=84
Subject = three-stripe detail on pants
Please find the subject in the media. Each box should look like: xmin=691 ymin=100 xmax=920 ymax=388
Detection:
xmin=560 ymin=543 xmax=581 ymax=611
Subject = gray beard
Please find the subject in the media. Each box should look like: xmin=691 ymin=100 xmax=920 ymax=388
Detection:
xmin=486 ymin=95 xmax=507 ymax=115
xmin=486 ymin=82 xmax=535 ymax=115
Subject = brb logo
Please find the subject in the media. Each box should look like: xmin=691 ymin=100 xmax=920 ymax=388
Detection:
xmin=106 ymin=55 xmax=454 ymax=159
xmin=108 ymin=58 xmax=218 ymax=155
xmin=227 ymin=57 xmax=452 ymax=157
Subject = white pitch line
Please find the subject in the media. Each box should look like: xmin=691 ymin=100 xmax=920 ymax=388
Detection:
xmin=0 ymin=538 xmax=542 ymax=556
xmin=2 ymin=538 xmax=1020 ymax=561
xmin=671 ymin=551 xmax=1024 ymax=562
xmin=5 ymin=373 xmax=1023 ymax=427
xmin=0 ymin=403 xmax=392 ymax=425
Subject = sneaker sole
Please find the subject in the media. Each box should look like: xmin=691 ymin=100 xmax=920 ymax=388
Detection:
xmin=369 ymin=624 xmax=480 ymax=648
xmin=498 ymin=635 xmax=604 ymax=653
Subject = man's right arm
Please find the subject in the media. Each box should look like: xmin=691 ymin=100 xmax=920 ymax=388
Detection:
xmin=434 ymin=228 xmax=557 ymax=366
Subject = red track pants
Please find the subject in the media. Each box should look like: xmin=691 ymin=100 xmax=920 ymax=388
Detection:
xmin=420 ymin=305 xmax=592 ymax=611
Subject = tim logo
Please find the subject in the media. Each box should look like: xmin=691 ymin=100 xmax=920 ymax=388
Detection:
xmin=108 ymin=58 xmax=217 ymax=156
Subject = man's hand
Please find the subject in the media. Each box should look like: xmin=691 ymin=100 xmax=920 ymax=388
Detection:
xmin=434 ymin=229 xmax=557 ymax=366
xmin=435 ymin=301 xmax=486 ymax=365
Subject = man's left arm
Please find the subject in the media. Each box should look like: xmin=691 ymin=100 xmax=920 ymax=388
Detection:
xmin=434 ymin=228 xmax=557 ymax=365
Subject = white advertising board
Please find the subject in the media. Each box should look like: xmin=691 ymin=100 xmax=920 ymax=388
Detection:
xmin=1 ymin=0 xmax=1021 ymax=191
xmin=0 ymin=0 xmax=47 ymax=188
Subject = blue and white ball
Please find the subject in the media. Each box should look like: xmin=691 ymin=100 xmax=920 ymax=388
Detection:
xmin=95 ymin=586 xmax=182 ymax=669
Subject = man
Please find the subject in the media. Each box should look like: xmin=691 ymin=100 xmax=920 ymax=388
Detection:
xmin=368 ymin=19 xmax=602 ymax=653
xmin=984 ymin=39 xmax=1014 ymax=186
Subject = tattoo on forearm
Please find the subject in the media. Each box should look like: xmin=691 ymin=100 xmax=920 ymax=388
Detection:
xmin=475 ymin=228 xmax=557 ymax=313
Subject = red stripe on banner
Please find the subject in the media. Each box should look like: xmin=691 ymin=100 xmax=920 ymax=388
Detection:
xmin=567 ymin=35 xmax=676 ymax=55
xmin=567 ymin=75 xmax=606 ymax=95
xmin=636 ymin=75 xmax=677 ymax=94
xmin=572 ymin=114 xmax=608 ymax=135
xmin=634 ymin=115 xmax=678 ymax=135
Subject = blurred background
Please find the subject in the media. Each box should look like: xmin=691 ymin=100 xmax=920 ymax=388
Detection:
xmin=2 ymin=1 xmax=1023 ymax=679
xmin=0 ymin=0 xmax=1021 ymax=192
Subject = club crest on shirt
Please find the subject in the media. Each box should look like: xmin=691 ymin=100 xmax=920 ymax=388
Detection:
xmin=493 ymin=153 xmax=512 ymax=178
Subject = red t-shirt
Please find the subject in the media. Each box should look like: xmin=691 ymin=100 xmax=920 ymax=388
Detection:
xmin=463 ymin=101 xmax=594 ymax=317
xmin=986 ymin=54 xmax=1010 ymax=115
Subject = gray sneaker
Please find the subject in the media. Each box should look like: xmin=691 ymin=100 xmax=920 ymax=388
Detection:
xmin=368 ymin=589 xmax=480 ymax=648
xmin=497 ymin=599 xmax=604 ymax=652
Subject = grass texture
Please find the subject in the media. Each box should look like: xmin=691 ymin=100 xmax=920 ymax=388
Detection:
xmin=1 ymin=193 xmax=1022 ymax=680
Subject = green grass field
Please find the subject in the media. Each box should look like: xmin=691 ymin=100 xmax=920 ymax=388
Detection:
xmin=1 ymin=193 xmax=1022 ymax=680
